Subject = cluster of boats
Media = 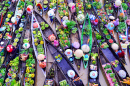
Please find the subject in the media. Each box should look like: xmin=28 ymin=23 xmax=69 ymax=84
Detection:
xmin=0 ymin=0 xmax=130 ymax=86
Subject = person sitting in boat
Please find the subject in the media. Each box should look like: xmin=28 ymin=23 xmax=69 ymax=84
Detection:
xmin=121 ymin=77 xmax=130 ymax=85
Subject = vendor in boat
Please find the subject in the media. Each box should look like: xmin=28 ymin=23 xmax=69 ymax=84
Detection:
xmin=121 ymin=77 xmax=130 ymax=85
xmin=37 ymin=54 xmax=46 ymax=68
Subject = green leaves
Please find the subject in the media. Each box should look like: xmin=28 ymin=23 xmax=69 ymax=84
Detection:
xmin=96 ymin=33 xmax=101 ymax=40
xmin=93 ymin=1 xmax=102 ymax=9
xmin=122 ymin=3 xmax=128 ymax=10
xmin=86 ymin=3 xmax=92 ymax=9
xmin=71 ymin=27 xmax=78 ymax=33
xmin=26 ymin=1 xmax=33 ymax=7
xmin=118 ymin=22 xmax=126 ymax=33
xmin=106 ymin=69 xmax=112 ymax=73
xmin=41 ymin=22 xmax=45 ymax=26
xmin=66 ymin=21 xmax=76 ymax=30
xmin=23 ymin=39 xmax=29 ymax=43
xmin=40 ymin=22 xmax=49 ymax=30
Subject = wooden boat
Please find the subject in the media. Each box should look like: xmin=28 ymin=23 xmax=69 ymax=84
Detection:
xmin=54 ymin=17 xmax=69 ymax=53
xmin=122 ymin=0 xmax=130 ymax=19
xmin=57 ymin=0 xmax=69 ymax=23
xmin=81 ymin=13 xmax=92 ymax=68
xmin=13 ymin=0 xmax=26 ymax=25
xmin=44 ymin=62 xmax=73 ymax=86
xmin=47 ymin=0 xmax=57 ymax=22
xmin=91 ymin=0 xmax=126 ymax=64
xmin=0 ymin=24 xmax=13 ymax=67
xmin=92 ymin=0 xmax=109 ymax=24
xmin=66 ymin=0 xmax=85 ymax=30
xmin=88 ymin=39 xmax=100 ymax=86
xmin=31 ymin=12 xmax=47 ymax=77
xmin=34 ymin=0 xmax=43 ymax=16
xmin=103 ymin=1 xmax=127 ymax=64
xmin=0 ymin=2 xmax=15 ymax=44
xmin=84 ymin=0 xmax=99 ymax=29
xmin=34 ymin=11 xmax=61 ymax=50
xmin=93 ymin=30 xmax=130 ymax=86
xmin=19 ymin=17 xmax=30 ymax=74
xmin=23 ymin=47 xmax=36 ymax=86
xmin=0 ymin=0 xmax=12 ymax=26
xmin=74 ymin=0 xmax=85 ymax=30
xmin=0 ymin=65 xmax=7 ymax=86
xmin=55 ymin=17 xmax=79 ymax=66
xmin=99 ymin=49 xmax=122 ymax=86
xmin=115 ymin=3 xmax=128 ymax=50
xmin=104 ymin=0 xmax=114 ymax=17
xmin=46 ymin=40 xmax=84 ymax=86
xmin=0 ymin=3 xmax=17 ymax=67
xmin=25 ymin=0 xmax=34 ymax=21
xmin=92 ymin=0 xmax=116 ymax=37
xmin=93 ymin=26 xmax=126 ymax=64
xmin=0 ymin=2 xmax=16 ymax=27
xmin=0 ymin=1 xmax=16 ymax=36
xmin=55 ymin=17 xmax=76 ymax=64
xmin=43 ymin=0 xmax=49 ymax=14
xmin=99 ymin=22 xmax=126 ymax=64
xmin=5 ymin=11 xmax=26 ymax=65
xmin=55 ymin=16 xmax=81 ymax=70
xmin=108 ymin=0 xmax=129 ymax=51
xmin=20 ymin=18 xmax=36 ymax=86
xmin=121 ymin=1 xmax=130 ymax=57
xmin=4 ymin=55 xmax=21 ymax=86
xmin=0 ymin=0 xmax=14 ymax=27
xmin=69 ymin=16 xmax=82 ymax=70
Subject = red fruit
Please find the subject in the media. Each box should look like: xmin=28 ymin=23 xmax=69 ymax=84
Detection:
xmin=39 ymin=61 xmax=46 ymax=68
xmin=33 ymin=22 xmax=38 ymax=28
xmin=6 ymin=45 xmax=13 ymax=53
xmin=109 ymin=39 xmax=113 ymax=43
